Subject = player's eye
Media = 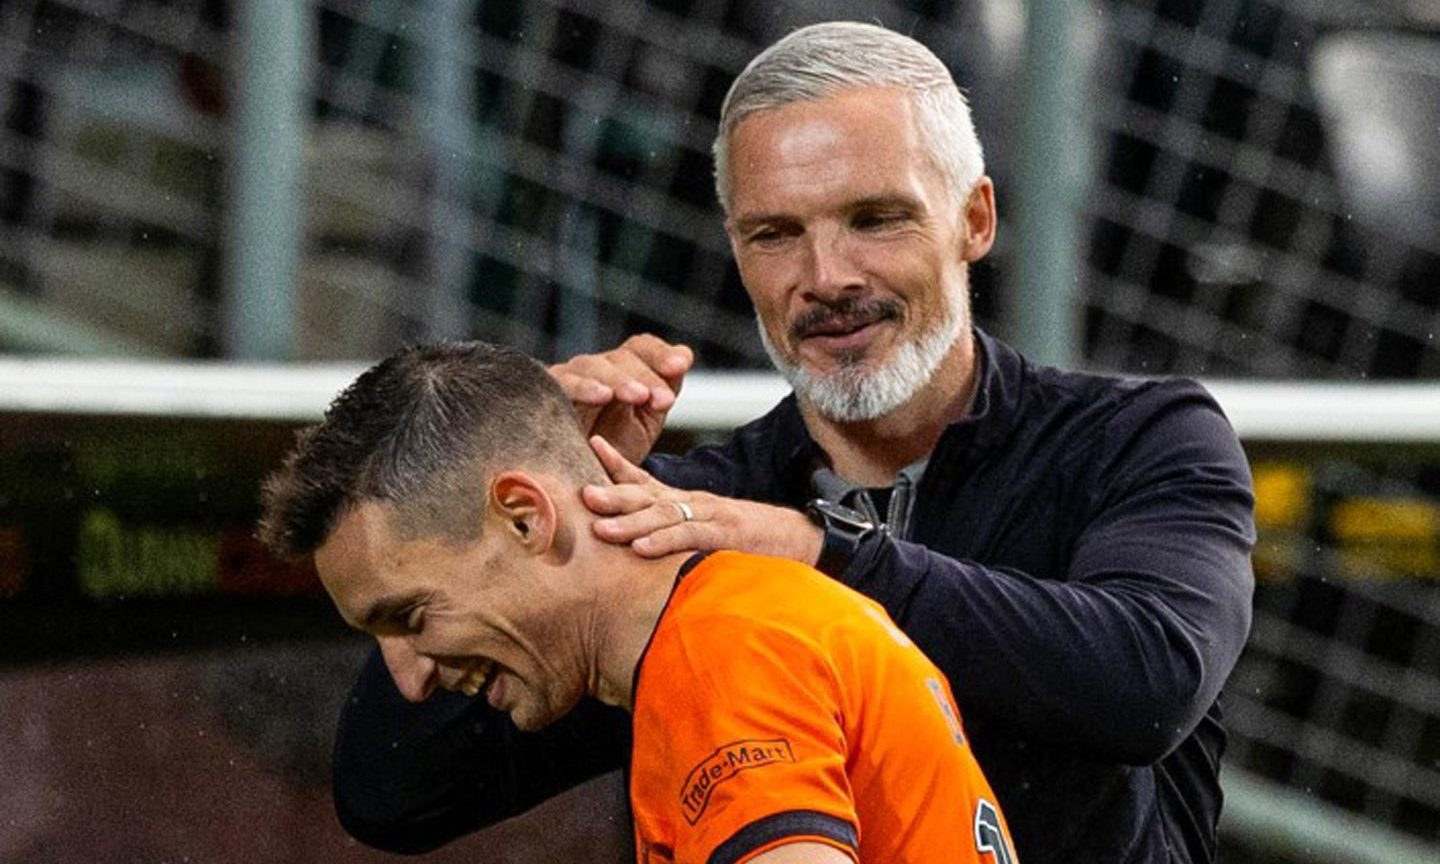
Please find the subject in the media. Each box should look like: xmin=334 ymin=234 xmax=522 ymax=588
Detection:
xmin=748 ymin=227 xmax=787 ymax=247
xmin=402 ymin=605 xmax=425 ymax=633
xmin=854 ymin=210 xmax=907 ymax=231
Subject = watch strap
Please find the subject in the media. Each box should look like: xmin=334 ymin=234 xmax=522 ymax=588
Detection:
xmin=806 ymin=499 xmax=875 ymax=577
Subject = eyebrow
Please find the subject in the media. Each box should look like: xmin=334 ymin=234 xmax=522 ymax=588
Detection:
xmin=731 ymin=194 xmax=923 ymax=232
xmin=847 ymin=193 xmax=923 ymax=213
xmin=731 ymin=212 xmax=798 ymax=234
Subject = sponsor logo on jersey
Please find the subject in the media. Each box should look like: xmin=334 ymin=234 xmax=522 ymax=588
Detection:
xmin=679 ymin=737 xmax=795 ymax=824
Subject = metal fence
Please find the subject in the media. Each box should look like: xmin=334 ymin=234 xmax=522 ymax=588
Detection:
xmin=1085 ymin=0 xmax=1440 ymax=379
xmin=3 ymin=1 xmax=1437 ymax=373
xmin=1226 ymin=441 xmax=1440 ymax=861
xmin=2 ymin=0 xmax=1439 ymax=860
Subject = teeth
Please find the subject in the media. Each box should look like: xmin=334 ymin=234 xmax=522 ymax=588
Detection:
xmin=457 ymin=660 xmax=494 ymax=698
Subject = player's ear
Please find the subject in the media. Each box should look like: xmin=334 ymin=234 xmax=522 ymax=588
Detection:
xmin=489 ymin=471 xmax=558 ymax=556
xmin=959 ymin=176 xmax=997 ymax=262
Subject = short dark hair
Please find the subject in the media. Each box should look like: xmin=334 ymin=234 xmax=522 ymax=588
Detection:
xmin=258 ymin=340 xmax=598 ymax=559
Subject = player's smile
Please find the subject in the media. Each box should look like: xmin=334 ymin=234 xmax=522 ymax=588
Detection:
xmin=449 ymin=657 xmax=497 ymax=698
xmin=445 ymin=657 xmax=518 ymax=713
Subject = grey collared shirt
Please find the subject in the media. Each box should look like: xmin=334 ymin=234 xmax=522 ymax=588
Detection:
xmin=811 ymin=457 xmax=929 ymax=539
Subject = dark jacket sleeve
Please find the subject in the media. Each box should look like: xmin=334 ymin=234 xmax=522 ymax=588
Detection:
xmin=332 ymin=647 xmax=631 ymax=853
xmin=841 ymin=388 xmax=1255 ymax=764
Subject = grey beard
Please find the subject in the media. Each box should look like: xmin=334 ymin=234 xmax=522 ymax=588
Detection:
xmin=758 ymin=292 xmax=966 ymax=423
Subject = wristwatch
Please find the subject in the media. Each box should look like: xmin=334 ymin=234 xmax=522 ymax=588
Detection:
xmin=805 ymin=498 xmax=876 ymax=577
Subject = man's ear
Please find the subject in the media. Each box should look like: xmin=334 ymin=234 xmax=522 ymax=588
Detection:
xmin=960 ymin=176 xmax=997 ymax=263
xmin=489 ymin=471 xmax=558 ymax=556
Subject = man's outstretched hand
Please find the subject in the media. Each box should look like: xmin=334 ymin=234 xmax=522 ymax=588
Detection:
xmin=548 ymin=334 xmax=693 ymax=464
xmin=582 ymin=436 xmax=823 ymax=566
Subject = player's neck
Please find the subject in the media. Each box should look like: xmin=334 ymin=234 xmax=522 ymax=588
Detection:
xmin=802 ymin=333 xmax=978 ymax=487
xmin=587 ymin=547 xmax=693 ymax=712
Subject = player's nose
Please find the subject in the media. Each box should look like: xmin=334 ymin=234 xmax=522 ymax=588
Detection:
xmin=377 ymin=635 xmax=438 ymax=703
xmin=801 ymin=227 xmax=864 ymax=301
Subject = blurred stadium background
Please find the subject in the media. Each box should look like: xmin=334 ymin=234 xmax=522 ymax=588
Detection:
xmin=1 ymin=0 xmax=1437 ymax=861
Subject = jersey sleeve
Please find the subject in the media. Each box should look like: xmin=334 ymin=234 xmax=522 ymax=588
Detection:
xmin=633 ymin=613 xmax=860 ymax=864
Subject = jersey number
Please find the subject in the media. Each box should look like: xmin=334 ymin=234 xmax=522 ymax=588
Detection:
xmin=974 ymin=799 xmax=1016 ymax=864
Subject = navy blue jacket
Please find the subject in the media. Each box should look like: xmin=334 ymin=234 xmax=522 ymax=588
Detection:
xmin=332 ymin=331 xmax=1255 ymax=863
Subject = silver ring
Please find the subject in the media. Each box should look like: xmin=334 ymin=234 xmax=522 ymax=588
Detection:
xmin=671 ymin=501 xmax=695 ymax=523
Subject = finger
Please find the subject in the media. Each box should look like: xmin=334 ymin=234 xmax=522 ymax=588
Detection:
xmin=590 ymin=509 xmax=662 ymax=544
xmin=590 ymin=505 xmax=684 ymax=545
xmin=622 ymin=334 xmax=694 ymax=379
xmin=553 ymin=357 xmax=654 ymax=405
xmin=664 ymin=343 xmax=695 ymax=378
xmin=619 ymin=335 xmax=694 ymax=401
xmin=581 ymin=482 xmax=658 ymax=517
xmin=590 ymin=436 xmax=654 ymax=485
xmin=549 ymin=368 xmax=615 ymax=406
xmin=632 ymin=523 xmax=720 ymax=558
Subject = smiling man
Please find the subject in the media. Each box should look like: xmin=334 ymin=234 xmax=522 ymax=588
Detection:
xmin=332 ymin=21 xmax=1255 ymax=864
xmin=728 ymin=85 xmax=987 ymax=428
xmin=259 ymin=341 xmax=1016 ymax=864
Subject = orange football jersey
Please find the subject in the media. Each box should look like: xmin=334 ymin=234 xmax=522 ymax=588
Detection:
xmin=629 ymin=551 xmax=1018 ymax=864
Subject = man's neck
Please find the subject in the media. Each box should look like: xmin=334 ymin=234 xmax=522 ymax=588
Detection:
xmin=586 ymin=547 xmax=695 ymax=712
xmin=801 ymin=333 xmax=979 ymax=487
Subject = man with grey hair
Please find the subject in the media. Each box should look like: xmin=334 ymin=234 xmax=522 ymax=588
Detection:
xmin=334 ymin=21 xmax=1254 ymax=864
